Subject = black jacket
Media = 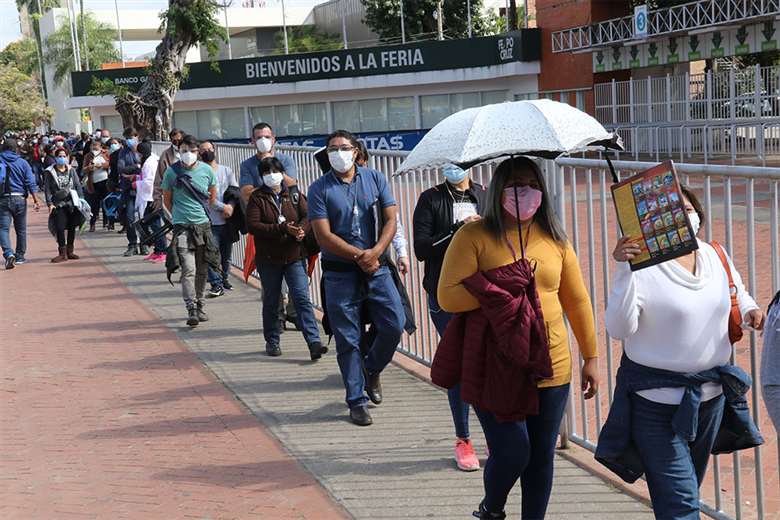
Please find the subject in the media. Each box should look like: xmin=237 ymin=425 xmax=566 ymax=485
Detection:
xmin=223 ymin=185 xmax=246 ymax=243
xmin=412 ymin=181 xmax=487 ymax=295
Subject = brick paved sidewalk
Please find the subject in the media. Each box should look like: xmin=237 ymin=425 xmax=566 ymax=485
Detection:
xmin=0 ymin=212 xmax=348 ymax=520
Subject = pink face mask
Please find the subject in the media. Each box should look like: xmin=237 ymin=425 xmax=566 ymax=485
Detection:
xmin=503 ymin=186 xmax=543 ymax=221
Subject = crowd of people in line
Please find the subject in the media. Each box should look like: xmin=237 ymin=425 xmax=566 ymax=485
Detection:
xmin=1 ymin=123 xmax=779 ymax=520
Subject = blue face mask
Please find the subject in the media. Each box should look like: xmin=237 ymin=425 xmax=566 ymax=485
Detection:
xmin=109 ymin=143 xmax=121 ymax=154
xmin=442 ymin=164 xmax=467 ymax=184
xmin=126 ymin=138 xmax=138 ymax=148
xmin=55 ymin=157 xmax=68 ymax=166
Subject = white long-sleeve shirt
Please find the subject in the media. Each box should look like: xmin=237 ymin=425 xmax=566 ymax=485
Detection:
xmin=605 ymin=240 xmax=759 ymax=404
xmin=135 ymin=153 xmax=159 ymax=219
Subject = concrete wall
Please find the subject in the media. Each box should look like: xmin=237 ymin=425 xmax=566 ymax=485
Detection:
xmin=40 ymin=9 xmax=83 ymax=133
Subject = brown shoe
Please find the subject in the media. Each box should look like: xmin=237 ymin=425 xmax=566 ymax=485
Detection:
xmin=51 ymin=247 xmax=68 ymax=263
xmin=66 ymin=244 xmax=79 ymax=260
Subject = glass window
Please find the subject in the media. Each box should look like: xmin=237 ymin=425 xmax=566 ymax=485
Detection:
xmin=173 ymin=111 xmax=197 ymax=135
xmin=421 ymin=94 xmax=451 ymax=128
xmin=451 ymin=92 xmax=480 ymax=113
xmin=299 ymin=103 xmax=328 ymax=134
xmin=388 ymin=97 xmax=415 ymax=131
xmin=275 ymin=105 xmax=298 ymax=136
xmin=332 ymin=100 xmax=360 ymax=132
xmin=218 ymin=107 xmax=246 ymax=139
xmin=559 ymin=91 xmax=569 ymax=105
xmin=197 ymin=110 xmax=223 ymax=140
xmin=481 ymin=90 xmax=508 ymax=105
xmin=576 ymin=91 xmax=586 ymax=111
xmin=359 ymin=99 xmax=387 ymax=132
xmin=249 ymin=106 xmax=274 ymax=129
xmin=100 ymin=115 xmax=123 ymax=136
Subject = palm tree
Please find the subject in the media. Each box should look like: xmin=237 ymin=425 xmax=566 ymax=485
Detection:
xmin=15 ymin=0 xmax=61 ymax=100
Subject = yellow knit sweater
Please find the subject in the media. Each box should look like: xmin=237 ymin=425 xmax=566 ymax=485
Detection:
xmin=437 ymin=220 xmax=598 ymax=387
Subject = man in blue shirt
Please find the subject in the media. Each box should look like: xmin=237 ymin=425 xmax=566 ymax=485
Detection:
xmin=117 ymin=127 xmax=145 ymax=257
xmin=308 ymin=130 xmax=405 ymax=426
xmin=239 ymin=122 xmax=297 ymax=203
xmin=0 ymin=138 xmax=42 ymax=269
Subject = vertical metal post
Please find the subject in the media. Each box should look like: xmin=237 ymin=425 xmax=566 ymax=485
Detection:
xmin=281 ymin=0 xmax=289 ymax=54
xmin=400 ymin=0 xmax=406 ymax=44
xmin=611 ymin=79 xmax=617 ymax=125
xmin=754 ymin=63 xmax=762 ymax=118
xmin=342 ymin=12 xmax=348 ymax=49
xmin=706 ymin=69 xmax=712 ymax=120
xmin=467 ymin=0 xmax=473 ymax=37
xmin=437 ymin=0 xmax=444 ymax=40
xmin=629 ymin=76 xmax=635 ymax=124
xmin=80 ymin=0 xmax=88 ymax=70
xmin=684 ymin=71 xmax=691 ymax=121
xmin=114 ymin=0 xmax=125 ymax=66
xmin=224 ymin=5 xmax=232 ymax=59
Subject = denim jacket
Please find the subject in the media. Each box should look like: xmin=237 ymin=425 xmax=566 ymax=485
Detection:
xmin=595 ymin=354 xmax=764 ymax=483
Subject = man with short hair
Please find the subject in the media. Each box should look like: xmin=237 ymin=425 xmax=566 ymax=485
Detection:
xmin=162 ymin=135 xmax=219 ymax=327
xmin=239 ymin=122 xmax=299 ymax=327
xmin=308 ymin=130 xmax=405 ymax=427
xmin=154 ymin=128 xmax=184 ymax=211
xmin=0 ymin=138 xmax=42 ymax=269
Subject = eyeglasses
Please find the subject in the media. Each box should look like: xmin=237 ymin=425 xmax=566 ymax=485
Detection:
xmin=326 ymin=146 xmax=355 ymax=153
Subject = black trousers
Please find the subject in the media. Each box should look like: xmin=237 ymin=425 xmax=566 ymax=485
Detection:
xmin=88 ymin=180 xmax=109 ymax=225
xmin=53 ymin=206 xmax=81 ymax=247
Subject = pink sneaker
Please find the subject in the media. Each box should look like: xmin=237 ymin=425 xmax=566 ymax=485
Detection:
xmin=455 ymin=438 xmax=480 ymax=472
xmin=152 ymin=253 xmax=167 ymax=264
xmin=143 ymin=252 xmax=156 ymax=261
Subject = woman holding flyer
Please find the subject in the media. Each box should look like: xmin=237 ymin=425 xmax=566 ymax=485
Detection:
xmin=599 ymin=186 xmax=765 ymax=520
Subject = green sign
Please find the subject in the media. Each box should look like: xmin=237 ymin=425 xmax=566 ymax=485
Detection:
xmin=762 ymin=40 xmax=778 ymax=51
xmin=667 ymin=54 xmax=679 ymax=63
xmin=629 ymin=59 xmax=641 ymax=67
xmin=688 ymin=51 xmax=701 ymax=60
xmin=72 ymin=31 xmax=540 ymax=98
xmin=712 ymin=47 xmax=725 ymax=58
xmin=735 ymin=44 xmax=751 ymax=55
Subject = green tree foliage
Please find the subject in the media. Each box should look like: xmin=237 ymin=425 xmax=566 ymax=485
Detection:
xmin=485 ymin=5 xmax=532 ymax=34
xmin=0 ymin=38 xmax=40 ymax=77
xmin=361 ymin=0 xmax=493 ymax=41
xmin=44 ymin=12 xmax=121 ymax=87
xmin=0 ymin=64 xmax=51 ymax=130
xmin=274 ymin=26 xmax=343 ymax=54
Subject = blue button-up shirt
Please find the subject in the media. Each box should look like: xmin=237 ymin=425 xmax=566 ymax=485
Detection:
xmin=239 ymin=152 xmax=297 ymax=188
xmin=595 ymin=354 xmax=764 ymax=483
xmin=307 ymin=166 xmax=396 ymax=263
xmin=0 ymin=151 xmax=38 ymax=195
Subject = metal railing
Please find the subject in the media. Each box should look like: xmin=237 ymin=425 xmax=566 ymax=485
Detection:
xmin=552 ymin=0 xmax=780 ymax=52
xmin=153 ymin=141 xmax=779 ymax=520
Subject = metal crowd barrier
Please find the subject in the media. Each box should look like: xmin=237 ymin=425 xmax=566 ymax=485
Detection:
xmin=152 ymin=140 xmax=779 ymax=520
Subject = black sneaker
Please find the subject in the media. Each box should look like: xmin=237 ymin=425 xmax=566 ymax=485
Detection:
xmin=308 ymin=342 xmax=328 ymax=361
xmin=186 ymin=307 xmax=199 ymax=327
xmin=472 ymin=501 xmax=506 ymax=519
xmin=349 ymin=406 xmax=373 ymax=426
xmin=122 ymin=246 xmax=135 ymax=257
xmin=207 ymin=286 xmax=224 ymax=298
xmin=4 ymin=255 xmax=15 ymax=270
xmin=138 ymin=245 xmax=149 ymax=256
xmin=14 ymin=257 xmax=25 ymax=265
xmin=365 ymin=370 xmax=383 ymax=405
xmin=265 ymin=343 xmax=282 ymax=357
xmin=223 ymin=280 xmax=233 ymax=291
xmin=196 ymin=302 xmax=208 ymax=322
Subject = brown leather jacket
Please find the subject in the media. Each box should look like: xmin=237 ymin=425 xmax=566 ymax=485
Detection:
xmin=246 ymin=185 xmax=310 ymax=265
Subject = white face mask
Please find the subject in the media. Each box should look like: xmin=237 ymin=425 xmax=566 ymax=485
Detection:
xmin=688 ymin=211 xmax=701 ymax=236
xmin=256 ymin=137 xmax=273 ymax=153
xmin=328 ymin=150 xmax=355 ymax=174
xmin=181 ymin=151 xmax=198 ymax=167
xmin=263 ymin=172 xmax=284 ymax=188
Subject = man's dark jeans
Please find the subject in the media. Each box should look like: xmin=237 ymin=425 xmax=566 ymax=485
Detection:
xmin=0 ymin=196 xmax=27 ymax=260
xmin=207 ymin=224 xmax=232 ymax=288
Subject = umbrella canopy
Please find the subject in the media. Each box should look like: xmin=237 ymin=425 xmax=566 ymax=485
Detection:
xmin=397 ymin=99 xmax=622 ymax=174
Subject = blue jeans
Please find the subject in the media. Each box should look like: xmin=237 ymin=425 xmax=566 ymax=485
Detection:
xmin=323 ymin=266 xmax=405 ymax=409
xmin=0 ymin=196 xmax=27 ymax=260
xmin=428 ymin=292 xmax=470 ymax=440
xmin=474 ymin=384 xmax=570 ymax=517
xmin=207 ymin=224 xmax=232 ymax=287
xmin=631 ymin=393 xmax=726 ymax=520
xmin=257 ymin=259 xmax=321 ymax=348
xmin=125 ymin=193 xmax=137 ymax=246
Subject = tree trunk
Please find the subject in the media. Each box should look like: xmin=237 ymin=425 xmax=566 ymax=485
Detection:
xmin=508 ymin=0 xmax=518 ymax=31
xmin=114 ymin=0 xmax=198 ymax=140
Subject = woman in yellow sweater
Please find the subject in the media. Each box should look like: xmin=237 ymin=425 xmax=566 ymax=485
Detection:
xmin=438 ymin=156 xmax=599 ymax=520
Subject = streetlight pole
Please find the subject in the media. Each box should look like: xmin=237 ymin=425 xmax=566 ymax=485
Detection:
xmin=66 ymin=0 xmax=81 ymax=71
xmin=281 ymin=0 xmax=289 ymax=54
xmin=342 ymin=14 xmax=348 ymax=49
xmin=223 ymin=5 xmax=232 ymax=59
xmin=437 ymin=0 xmax=443 ymax=40
xmin=114 ymin=0 xmax=125 ymax=67
xmin=34 ymin=0 xmax=49 ymax=103
xmin=80 ymin=0 xmax=88 ymax=69
xmin=467 ymin=0 xmax=472 ymax=38
xmin=400 ymin=0 xmax=405 ymax=44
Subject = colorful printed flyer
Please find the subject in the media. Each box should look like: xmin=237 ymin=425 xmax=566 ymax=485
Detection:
xmin=611 ymin=160 xmax=699 ymax=271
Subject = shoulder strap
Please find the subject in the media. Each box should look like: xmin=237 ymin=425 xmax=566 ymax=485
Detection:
xmin=711 ymin=241 xmax=737 ymax=299
xmin=0 ymin=160 xmax=9 ymax=195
